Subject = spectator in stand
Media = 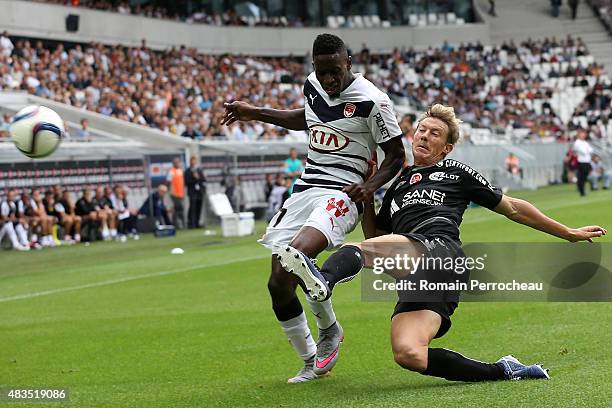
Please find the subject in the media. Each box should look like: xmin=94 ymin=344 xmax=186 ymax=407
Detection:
xmin=0 ymin=189 xmax=30 ymax=251
xmin=76 ymin=118 xmax=91 ymax=141
xmin=0 ymin=31 xmax=13 ymax=57
xmin=573 ymin=130 xmax=594 ymax=196
xmin=94 ymin=186 xmax=117 ymax=241
xmin=139 ymin=184 xmax=172 ymax=226
xmin=399 ymin=114 xmax=415 ymax=166
xmin=63 ymin=120 xmax=72 ymax=139
xmin=564 ymin=146 xmax=579 ymax=183
xmin=166 ymin=158 xmax=186 ymax=228
xmin=0 ymin=112 xmax=11 ymax=138
xmin=18 ymin=190 xmax=41 ymax=248
xmin=283 ymin=148 xmax=303 ymax=194
xmin=43 ymin=190 xmax=75 ymax=243
xmin=569 ymin=0 xmax=579 ymax=20
xmin=31 ymin=188 xmax=55 ymax=246
xmin=181 ymin=121 xmax=202 ymax=140
xmin=588 ymin=154 xmax=611 ymax=190
xmin=264 ymin=173 xmax=275 ymax=201
xmin=184 ymin=155 xmax=206 ymax=228
xmin=505 ymin=153 xmax=524 ymax=178
xmin=114 ymin=186 xmax=140 ymax=240
xmin=59 ymin=189 xmax=81 ymax=242
xmin=551 ymin=0 xmax=562 ymax=17
xmin=51 ymin=184 xmax=62 ymax=201
xmin=75 ymin=188 xmax=101 ymax=241
xmin=266 ymin=174 xmax=288 ymax=222
xmin=488 ymin=0 xmax=497 ymax=17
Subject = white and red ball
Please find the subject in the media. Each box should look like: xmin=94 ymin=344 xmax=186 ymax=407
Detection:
xmin=10 ymin=105 xmax=64 ymax=158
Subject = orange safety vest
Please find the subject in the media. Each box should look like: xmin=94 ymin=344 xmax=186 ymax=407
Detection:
xmin=169 ymin=167 xmax=185 ymax=198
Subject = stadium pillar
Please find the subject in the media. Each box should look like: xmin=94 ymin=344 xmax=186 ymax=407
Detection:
xmin=377 ymin=0 xmax=388 ymax=21
xmin=318 ymin=0 xmax=325 ymax=26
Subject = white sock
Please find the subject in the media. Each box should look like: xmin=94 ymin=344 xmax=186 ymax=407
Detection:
xmin=102 ymin=228 xmax=110 ymax=238
xmin=31 ymin=233 xmax=38 ymax=243
xmin=279 ymin=312 xmax=316 ymax=361
xmin=110 ymin=229 xmax=117 ymax=238
xmin=306 ymin=298 xmax=337 ymax=330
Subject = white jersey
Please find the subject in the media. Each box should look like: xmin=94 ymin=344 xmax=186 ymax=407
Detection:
xmin=297 ymin=72 xmax=402 ymax=193
xmin=573 ymin=139 xmax=593 ymax=164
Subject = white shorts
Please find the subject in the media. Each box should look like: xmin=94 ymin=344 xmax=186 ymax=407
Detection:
xmin=259 ymin=187 xmax=360 ymax=253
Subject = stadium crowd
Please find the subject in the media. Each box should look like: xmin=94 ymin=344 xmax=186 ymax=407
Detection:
xmin=355 ymin=36 xmax=610 ymax=142
xmin=0 ymin=184 xmax=140 ymax=251
xmin=0 ymin=31 xmax=609 ymax=144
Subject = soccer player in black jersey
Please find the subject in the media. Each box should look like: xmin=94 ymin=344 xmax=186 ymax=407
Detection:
xmin=287 ymin=104 xmax=607 ymax=382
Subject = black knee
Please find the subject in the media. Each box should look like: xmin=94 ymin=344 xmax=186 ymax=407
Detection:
xmin=267 ymin=259 xmax=297 ymax=304
xmin=267 ymin=275 xmax=292 ymax=299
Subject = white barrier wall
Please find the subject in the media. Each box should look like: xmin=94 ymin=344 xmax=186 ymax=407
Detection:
xmin=0 ymin=0 xmax=491 ymax=55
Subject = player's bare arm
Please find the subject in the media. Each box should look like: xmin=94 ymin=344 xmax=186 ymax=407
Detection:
xmin=343 ymin=137 xmax=405 ymax=203
xmin=221 ymin=101 xmax=307 ymax=131
xmin=360 ymin=157 xmax=390 ymax=240
xmin=493 ymin=195 xmax=607 ymax=242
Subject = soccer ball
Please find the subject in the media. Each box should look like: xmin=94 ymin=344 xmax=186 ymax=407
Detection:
xmin=10 ymin=105 xmax=64 ymax=158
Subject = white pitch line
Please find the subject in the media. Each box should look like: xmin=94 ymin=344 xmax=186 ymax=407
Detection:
xmin=0 ymin=254 xmax=269 ymax=303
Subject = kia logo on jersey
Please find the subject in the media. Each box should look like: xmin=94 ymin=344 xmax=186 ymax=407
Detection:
xmin=344 ymin=103 xmax=356 ymax=118
xmin=410 ymin=173 xmax=422 ymax=185
xmin=309 ymin=124 xmax=350 ymax=152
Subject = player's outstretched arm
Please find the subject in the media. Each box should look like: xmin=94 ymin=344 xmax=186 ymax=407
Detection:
xmin=221 ymin=101 xmax=307 ymax=131
xmin=343 ymin=137 xmax=405 ymax=203
xmin=493 ymin=195 xmax=607 ymax=242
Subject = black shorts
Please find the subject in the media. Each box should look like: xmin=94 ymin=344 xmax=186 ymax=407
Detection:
xmin=391 ymin=300 xmax=458 ymax=338
xmin=391 ymin=232 xmax=464 ymax=338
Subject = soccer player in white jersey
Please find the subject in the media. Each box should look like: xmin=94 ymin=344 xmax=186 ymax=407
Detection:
xmin=222 ymin=34 xmax=405 ymax=383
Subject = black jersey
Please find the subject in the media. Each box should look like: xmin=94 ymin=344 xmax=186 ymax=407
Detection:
xmin=95 ymin=196 xmax=113 ymax=209
xmin=75 ymin=198 xmax=97 ymax=216
xmin=376 ymin=159 xmax=503 ymax=241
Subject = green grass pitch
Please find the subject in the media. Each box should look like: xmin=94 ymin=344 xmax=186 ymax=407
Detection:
xmin=1 ymin=185 xmax=611 ymax=407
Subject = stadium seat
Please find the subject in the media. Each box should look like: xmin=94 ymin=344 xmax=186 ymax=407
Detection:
xmin=327 ymin=15 xmax=338 ymax=28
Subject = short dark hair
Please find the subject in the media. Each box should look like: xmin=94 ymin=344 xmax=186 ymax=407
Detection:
xmin=313 ymin=34 xmax=347 ymax=57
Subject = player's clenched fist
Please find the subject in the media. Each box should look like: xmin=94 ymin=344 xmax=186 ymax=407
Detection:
xmin=221 ymin=101 xmax=258 ymax=126
xmin=343 ymin=183 xmax=376 ymax=203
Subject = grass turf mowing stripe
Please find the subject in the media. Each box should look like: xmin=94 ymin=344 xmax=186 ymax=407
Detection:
xmin=0 ymin=254 xmax=269 ymax=303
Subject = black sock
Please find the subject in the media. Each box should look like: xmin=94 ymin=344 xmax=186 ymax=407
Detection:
xmin=422 ymin=348 xmax=505 ymax=382
xmin=272 ymin=296 xmax=303 ymax=322
xmin=320 ymin=245 xmax=365 ymax=290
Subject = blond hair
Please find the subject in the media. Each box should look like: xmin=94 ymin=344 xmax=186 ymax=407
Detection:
xmin=418 ymin=104 xmax=462 ymax=145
